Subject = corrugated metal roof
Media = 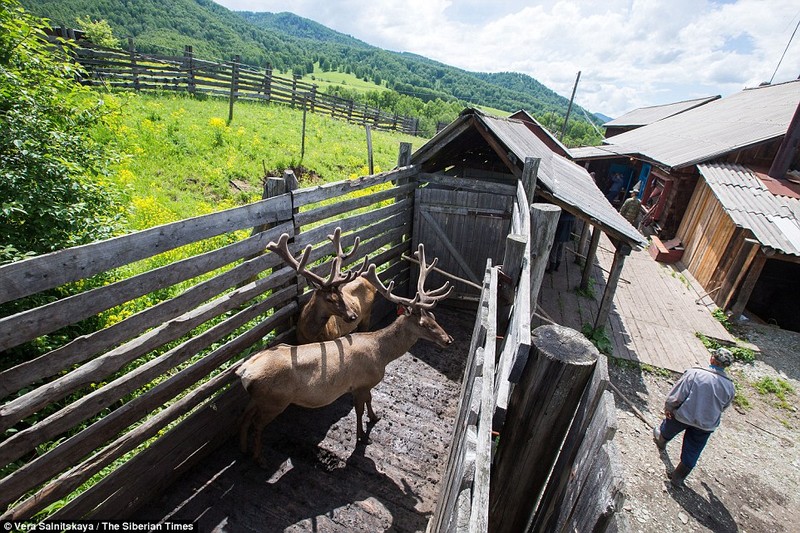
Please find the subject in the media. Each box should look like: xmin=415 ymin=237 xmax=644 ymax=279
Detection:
xmin=578 ymin=80 xmax=800 ymax=169
xmin=698 ymin=162 xmax=800 ymax=256
xmin=603 ymin=96 xmax=719 ymax=127
xmin=458 ymin=111 xmax=646 ymax=246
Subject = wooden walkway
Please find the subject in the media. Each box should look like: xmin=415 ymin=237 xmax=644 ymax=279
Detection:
xmin=536 ymin=234 xmax=735 ymax=373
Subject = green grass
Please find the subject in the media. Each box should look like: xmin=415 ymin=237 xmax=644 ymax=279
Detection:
xmin=581 ymin=323 xmax=613 ymax=356
xmin=695 ymin=333 xmax=756 ymax=364
xmin=101 ymin=90 xmax=422 ymax=232
xmin=753 ymin=376 xmax=795 ymax=411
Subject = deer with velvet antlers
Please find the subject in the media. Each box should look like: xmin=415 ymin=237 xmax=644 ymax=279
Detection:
xmin=267 ymin=228 xmax=377 ymax=344
xmin=237 ymin=243 xmax=453 ymax=459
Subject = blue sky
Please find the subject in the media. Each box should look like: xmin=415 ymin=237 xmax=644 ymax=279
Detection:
xmin=213 ymin=0 xmax=800 ymax=118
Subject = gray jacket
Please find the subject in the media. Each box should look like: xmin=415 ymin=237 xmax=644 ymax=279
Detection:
xmin=665 ymin=366 xmax=735 ymax=431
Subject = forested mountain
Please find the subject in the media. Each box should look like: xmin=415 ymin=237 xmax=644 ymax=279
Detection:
xmin=22 ymin=0 xmax=602 ymax=142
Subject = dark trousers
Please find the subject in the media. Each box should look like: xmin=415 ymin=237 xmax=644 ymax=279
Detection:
xmin=659 ymin=417 xmax=712 ymax=468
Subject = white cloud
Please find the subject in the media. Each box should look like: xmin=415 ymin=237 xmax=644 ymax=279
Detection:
xmin=214 ymin=0 xmax=800 ymax=118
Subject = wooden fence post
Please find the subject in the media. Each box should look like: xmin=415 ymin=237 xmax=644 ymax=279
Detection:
xmin=263 ymin=64 xmax=272 ymax=102
xmin=488 ymin=324 xmax=598 ymax=533
xmin=580 ymin=225 xmax=602 ymax=292
xmin=575 ymin=221 xmax=590 ymax=265
xmin=593 ymin=241 xmax=631 ymax=330
xmin=291 ymin=75 xmax=298 ymax=108
xmin=529 ymin=203 xmax=560 ymax=323
xmin=183 ymin=45 xmax=195 ymax=95
xmin=498 ymin=234 xmax=527 ymax=335
xmin=309 ymin=85 xmax=317 ymax=113
xmin=128 ymin=38 xmax=139 ymax=92
xmin=365 ymin=125 xmax=374 ymax=175
xmin=227 ymin=55 xmax=240 ymax=125
xmin=522 ymin=157 xmax=540 ymax=204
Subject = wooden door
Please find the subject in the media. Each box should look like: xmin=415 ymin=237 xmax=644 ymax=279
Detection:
xmin=413 ymin=187 xmax=512 ymax=299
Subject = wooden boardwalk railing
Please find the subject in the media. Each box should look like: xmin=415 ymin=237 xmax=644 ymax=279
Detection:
xmin=49 ymin=27 xmax=420 ymax=136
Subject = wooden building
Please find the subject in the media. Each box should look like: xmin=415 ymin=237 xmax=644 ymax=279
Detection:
xmin=571 ymin=80 xmax=800 ymax=331
xmin=411 ymin=108 xmax=646 ymax=330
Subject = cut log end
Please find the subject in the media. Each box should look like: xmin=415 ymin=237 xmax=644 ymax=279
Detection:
xmin=532 ymin=324 xmax=598 ymax=365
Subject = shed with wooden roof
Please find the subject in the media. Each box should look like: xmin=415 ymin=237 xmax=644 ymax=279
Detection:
xmin=412 ymin=108 xmax=645 ymax=330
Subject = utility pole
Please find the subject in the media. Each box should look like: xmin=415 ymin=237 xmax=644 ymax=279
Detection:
xmin=559 ymin=70 xmax=581 ymax=141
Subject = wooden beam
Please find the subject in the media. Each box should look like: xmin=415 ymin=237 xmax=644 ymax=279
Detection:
xmin=580 ymin=226 xmax=602 ymax=291
xmin=529 ymin=204 xmax=561 ymax=323
xmin=471 ymin=118 xmax=522 ymax=177
xmin=521 ymin=157 xmax=540 ymax=203
xmin=488 ymin=324 xmax=598 ymax=533
xmin=729 ymin=249 xmax=767 ymax=320
xmin=594 ymin=242 xmax=631 ymax=330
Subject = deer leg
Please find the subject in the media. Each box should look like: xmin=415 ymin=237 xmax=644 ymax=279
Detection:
xmin=353 ymin=389 xmax=372 ymax=443
xmin=249 ymin=403 xmax=288 ymax=462
xmin=238 ymin=402 xmax=259 ymax=454
xmin=364 ymin=389 xmax=379 ymax=423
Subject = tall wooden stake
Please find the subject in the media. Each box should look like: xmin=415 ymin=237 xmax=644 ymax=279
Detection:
xmin=559 ymin=71 xmax=581 ymax=141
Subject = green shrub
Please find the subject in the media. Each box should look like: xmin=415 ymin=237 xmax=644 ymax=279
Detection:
xmin=0 ymin=0 xmax=123 ymax=265
xmin=581 ymin=323 xmax=613 ymax=355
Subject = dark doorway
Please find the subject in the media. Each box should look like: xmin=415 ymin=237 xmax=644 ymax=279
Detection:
xmin=747 ymin=258 xmax=800 ymax=332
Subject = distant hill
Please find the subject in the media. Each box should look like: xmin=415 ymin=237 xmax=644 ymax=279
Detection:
xmin=594 ymin=113 xmax=613 ymax=124
xmin=22 ymin=0 xmax=602 ymax=141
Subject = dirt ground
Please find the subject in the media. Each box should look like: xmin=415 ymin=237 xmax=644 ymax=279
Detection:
xmin=609 ymin=322 xmax=800 ymax=532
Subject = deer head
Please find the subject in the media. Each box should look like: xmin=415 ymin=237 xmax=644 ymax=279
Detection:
xmin=364 ymin=243 xmax=454 ymax=347
xmin=267 ymin=228 xmax=369 ymax=322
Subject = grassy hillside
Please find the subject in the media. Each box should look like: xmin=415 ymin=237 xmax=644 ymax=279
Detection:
xmin=23 ymin=0 xmax=602 ymax=144
xmin=103 ymin=92 xmax=420 ymax=231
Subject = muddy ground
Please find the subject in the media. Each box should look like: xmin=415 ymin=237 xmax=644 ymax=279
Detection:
xmin=610 ymin=322 xmax=800 ymax=532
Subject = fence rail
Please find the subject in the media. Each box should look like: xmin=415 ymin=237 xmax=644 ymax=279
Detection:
xmin=1 ymin=159 xmax=625 ymax=528
xmin=0 ymin=164 xmax=417 ymax=520
xmin=48 ymin=27 xmax=420 ymax=136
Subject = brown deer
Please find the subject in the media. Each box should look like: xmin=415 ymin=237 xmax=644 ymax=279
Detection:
xmin=267 ymin=227 xmax=377 ymax=344
xmin=237 ymin=243 xmax=453 ymax=459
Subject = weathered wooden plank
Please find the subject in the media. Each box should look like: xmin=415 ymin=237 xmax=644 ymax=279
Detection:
xmin=0 ymin=222 xmax=292 ymax=400
xmin=54 ymin=385 xmax=248 ymax=520
xmin=489 ymin=324 xmax=599 ymax=533
xmin=2 ymin=361 xmax=243 ymax=520
xmin=562 ymin=441 xmax=624 ymax=533
xmin=430 ymin=264 xmax=493 ymax=533
xmin=293 ymin=166 xmax=418 ymax=206
xmin=531 ymin=356 xmax=609 ymax=532
xmin=552 ymin=391 xmax=618 ymax=532
xmin=294 ymin=182 xmax=416 ymax=228
xmin=0 ymin=196 xmax=291 ymax=305
xmin=469 ymin=266 xmax=496 ymax=533
xmin=0 ymin=267 xmax=295 ymax=434
xmin=418 ymin=173 xmax=517 ymax=196
xmin=0 ymin=309 xmax=293 ymax=514
xmin=0 ymin=285 xmax=296 ymax=468
xmin=0 ymin=220 xmax=293 ymax=353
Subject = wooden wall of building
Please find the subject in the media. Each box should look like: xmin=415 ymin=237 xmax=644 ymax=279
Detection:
xmin=676 ymin=179 xmax=757 ymax=308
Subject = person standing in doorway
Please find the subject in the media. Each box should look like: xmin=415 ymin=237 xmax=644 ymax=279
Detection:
xmin=652 ymin=348 xmax=736 ymax=488
xmin=619 ymin=190 xmax=642 ymax=225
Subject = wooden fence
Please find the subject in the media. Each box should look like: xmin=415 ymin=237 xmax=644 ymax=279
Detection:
xmin=0 ymin=155 xmax=625 ymax=528
xmin=429 ymin=183 xmax=626 ymax=532
xmin=0 ymin=163 xmax=417 ymax=520
xmin=49 ymin=27 xmax=420 ymax=136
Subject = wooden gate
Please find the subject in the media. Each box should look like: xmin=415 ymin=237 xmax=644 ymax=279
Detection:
xmin=412 ymin=186 xmax=513 ymax=299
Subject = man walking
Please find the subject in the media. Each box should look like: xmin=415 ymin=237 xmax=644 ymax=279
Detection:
xmin=653 ymin=348 xmax=736 ymax=488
